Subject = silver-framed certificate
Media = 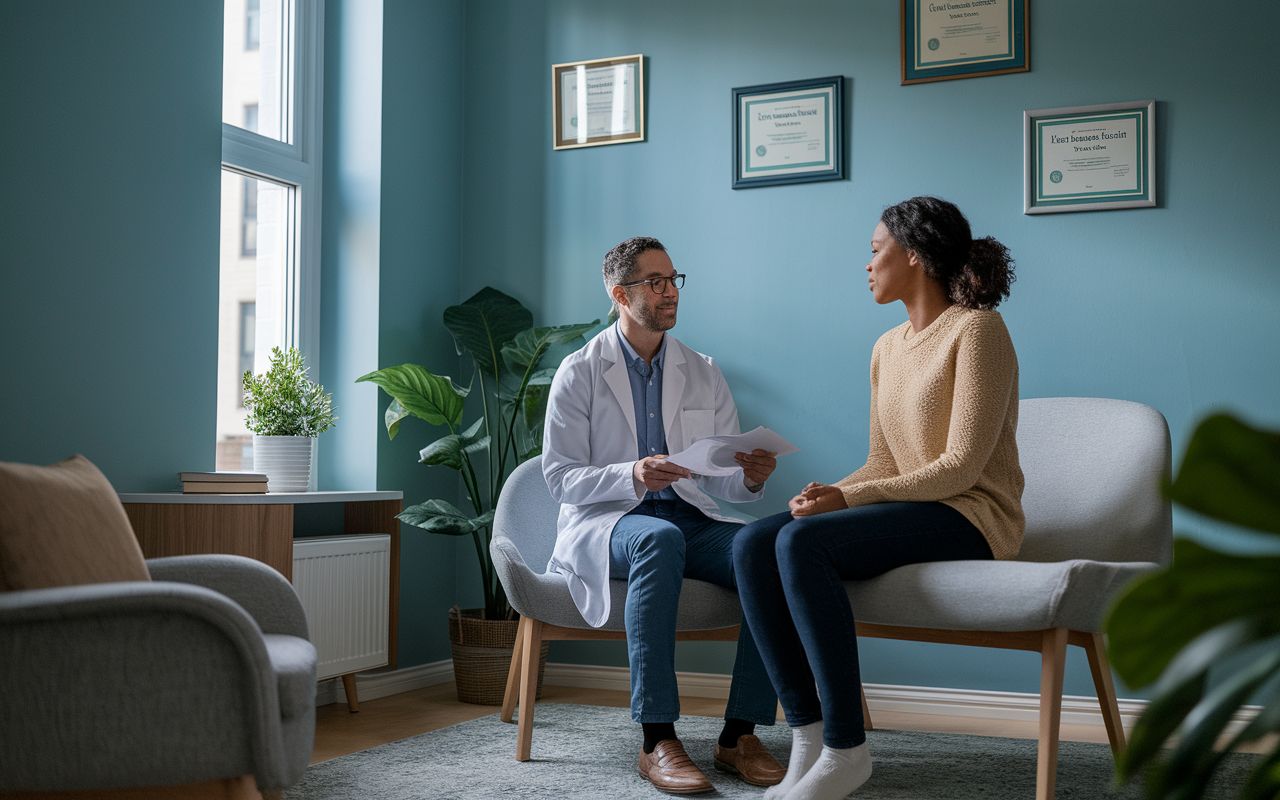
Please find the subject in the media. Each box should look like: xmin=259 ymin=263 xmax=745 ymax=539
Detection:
xmin=1024 ymin=100 xmax=1156 ymax=215
xmin=552 ymin=54 xmax=645 ymax=150
xmin=732 ymin=76 xmax=843 ymax=189
xmin=901 ymin=0 xmax=1028 ymax=85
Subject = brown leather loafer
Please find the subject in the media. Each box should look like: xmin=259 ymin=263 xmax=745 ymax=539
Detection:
xmin=638 ymin=739 xmax=714 ymax=794
xmin=713 ymin=734 xmax=786 ymax=787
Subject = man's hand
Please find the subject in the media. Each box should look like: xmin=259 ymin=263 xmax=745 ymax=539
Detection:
xmin=788 ymin=482 xmax=848 ymax=517
xmin=735 ymin=449 xmax=777 ymax=490
xmin=633 ymin=455 xmax=693 ymax=493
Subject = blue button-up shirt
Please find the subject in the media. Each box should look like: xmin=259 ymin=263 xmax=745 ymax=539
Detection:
xmin=617 ymin=324 xmax=677 ymax=501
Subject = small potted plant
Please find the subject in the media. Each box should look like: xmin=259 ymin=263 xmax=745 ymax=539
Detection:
xmin=243 ymin=346 xmax=337 ymax=492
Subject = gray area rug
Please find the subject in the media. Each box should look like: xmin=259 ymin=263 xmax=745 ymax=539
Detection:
xmin=287 ymin=703 xmax=1260 ymax=799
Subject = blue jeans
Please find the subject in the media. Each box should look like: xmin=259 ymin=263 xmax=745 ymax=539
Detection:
xmin=733 ymin=503 xmax=993 ymax=748
xmin=609 ymin=497 xmax=779 ymax=725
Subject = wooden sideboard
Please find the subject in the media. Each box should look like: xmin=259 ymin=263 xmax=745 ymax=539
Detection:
xmin=119 ymin=491 xmax=403 ymax=672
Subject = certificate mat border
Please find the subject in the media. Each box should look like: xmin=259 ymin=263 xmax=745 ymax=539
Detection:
xmin=731 ymin=75 xmax=844 ymax=189
xmin=900 ymin=0 xmax=1028 ymax=85
xmin=551 ymin=54 xmax=645 ymax=151
xmin=742 ymin=91 xmax=832 ymax=173
xmin=1023 ymin=100 xmax=1157 ymax=215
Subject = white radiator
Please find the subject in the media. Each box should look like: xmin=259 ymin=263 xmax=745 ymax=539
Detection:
xmin=292 ymin=534 xmax=390 ymax=681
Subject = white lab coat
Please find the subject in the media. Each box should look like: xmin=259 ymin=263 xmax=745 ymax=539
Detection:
xmin=542 ymin=326 xmax=763 ymax=628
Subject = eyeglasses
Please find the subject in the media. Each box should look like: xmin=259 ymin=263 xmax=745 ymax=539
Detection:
xmin=619 ymin=273 xmax=686 ymax=294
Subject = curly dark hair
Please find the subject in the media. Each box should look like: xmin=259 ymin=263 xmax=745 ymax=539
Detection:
xmin=602 ymin=236 xmax=666 ymax=305
xmin=879 ymin=197 xmax=1015 ymax=310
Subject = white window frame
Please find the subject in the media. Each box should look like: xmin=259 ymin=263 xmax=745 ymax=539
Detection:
xmin=222 ymin=0 xmax=324 ymax=370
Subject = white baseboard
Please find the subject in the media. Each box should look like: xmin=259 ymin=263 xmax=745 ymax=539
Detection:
xmin=319 ymin=659 xmax=1260 ymax=737
xmin=541 ymin=662 xmax=1261 ymax=734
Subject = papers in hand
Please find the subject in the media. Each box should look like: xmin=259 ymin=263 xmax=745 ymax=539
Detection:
xmin=666 ymin=426 xmax=800 ymax=477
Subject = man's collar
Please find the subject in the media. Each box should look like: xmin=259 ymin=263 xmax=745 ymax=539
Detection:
xmin=615 ymin=321 xmax=666 ymax=368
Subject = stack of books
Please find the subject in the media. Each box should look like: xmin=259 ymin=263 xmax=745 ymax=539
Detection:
xmin=180 ymin=472 xmax=270 ymax=494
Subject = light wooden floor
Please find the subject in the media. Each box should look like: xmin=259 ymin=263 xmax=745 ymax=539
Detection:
xmin=312 ymin=681 xmax=1137 ymax=765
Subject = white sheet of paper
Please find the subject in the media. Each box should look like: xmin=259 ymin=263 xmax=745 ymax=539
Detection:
xmin=666 ymin=426 xmax=800 ymax=476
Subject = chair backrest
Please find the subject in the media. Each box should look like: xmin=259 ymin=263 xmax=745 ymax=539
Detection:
xmin=494 ymin=398 xmax=1174 ymax=570
xmin=492 ymin=456 xmax=562 ymax=573
xmin=1016 ymin=397 xmax=1172 ymax=565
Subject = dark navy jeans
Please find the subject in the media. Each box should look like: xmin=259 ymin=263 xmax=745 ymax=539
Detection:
xmin=733 ymin=502 xmax=992 ymax=748
xmin=610 ymin=496 xmax=779 ymax=725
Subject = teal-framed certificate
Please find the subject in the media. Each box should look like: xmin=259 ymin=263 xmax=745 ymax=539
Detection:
xmin=1024 ymin=100 xmax=1156 ymax=215
xmin=732 ymin=76 xmax=843 ymax=189
xmin=901 ymin=0 xmax=1028 ymax=85
xmin=552 ymin=54 xmax=645 ymax=150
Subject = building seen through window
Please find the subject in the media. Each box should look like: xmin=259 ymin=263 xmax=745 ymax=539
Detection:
xmin=217 ymin=0 xmax=297 ymax=472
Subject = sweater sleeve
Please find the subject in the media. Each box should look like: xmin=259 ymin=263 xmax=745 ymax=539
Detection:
xmin=834 ymin=337 xmax=898 ymax=489
xmin=837 ymin=316 xmax=1017 ymax=509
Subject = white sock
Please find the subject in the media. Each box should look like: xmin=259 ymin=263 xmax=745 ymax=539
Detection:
xmin=763 ymin=721 xmax=824 ymax=800
xmin=785 ymin=744 xmax=872 ymax=800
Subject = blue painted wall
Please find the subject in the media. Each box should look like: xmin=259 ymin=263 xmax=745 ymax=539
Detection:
xmin=456 ymin=0 xmax=1280 ymax=698
xmin=320 ymin=0 xmax=469 ymax=666
xmin=0 ymin=1 xmax=223 ymax=490
xmin=374 ymin=0 xmax=468 ymax=666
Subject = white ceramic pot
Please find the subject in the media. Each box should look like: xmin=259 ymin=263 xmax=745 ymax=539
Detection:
xmin=252 ymin=435 xmax=317 ymax=492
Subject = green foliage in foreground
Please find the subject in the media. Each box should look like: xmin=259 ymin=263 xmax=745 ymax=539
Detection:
xmin=358 ymin=287 xmax=598 ymax=620
xmin=242 ymin=346 xmax=337 ymax=437
xmin=1106 ymin=414 xmax=1280 ymax=799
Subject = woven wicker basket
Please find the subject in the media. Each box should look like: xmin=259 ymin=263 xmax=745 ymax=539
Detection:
xmin=448 ymin=606 xmax=549 ymax=705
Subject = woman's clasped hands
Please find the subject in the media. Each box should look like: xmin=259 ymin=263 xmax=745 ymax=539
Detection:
xmin=788 ymin=482 xmax=849 ymax=517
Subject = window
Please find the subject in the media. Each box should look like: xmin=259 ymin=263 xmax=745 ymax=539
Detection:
xmin=246 ymin=0 xmax=261 ymax=50
xmin=241 ymin=175 xmax=258 ymax=256
xmin=216 ymin=0 xmax=322 ymax=471
xmin=239 ymin=302 xmax=257 ymax=397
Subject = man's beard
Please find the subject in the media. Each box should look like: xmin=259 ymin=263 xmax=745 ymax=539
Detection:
xmin=633 ymin=299 xmax=677 ymax=332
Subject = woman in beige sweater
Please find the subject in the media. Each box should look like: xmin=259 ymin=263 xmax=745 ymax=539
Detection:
xmin=733 ymin=197 xmax=1022 ymax=800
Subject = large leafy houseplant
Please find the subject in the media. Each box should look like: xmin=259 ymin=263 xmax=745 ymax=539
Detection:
xmin=1106 ymin=414 xmax=1280 ymax=799
xmin=358 ymin=288 xmax=598 ymax=620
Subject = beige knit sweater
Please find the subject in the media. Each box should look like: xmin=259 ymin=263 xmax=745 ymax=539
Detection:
xmin=834 ymin=304 xmax=1025 ymax=560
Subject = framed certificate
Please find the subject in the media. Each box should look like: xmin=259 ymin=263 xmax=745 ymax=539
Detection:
xmin=1024 ymin=100 xmax=1156 ymax=215
xmin=732 ymin=76 xmax=843 ymax=189
xmin=552 ymin=54 xmax=645 ymax=150
xmin=901 ymin=0 xmax=1028 ymax=85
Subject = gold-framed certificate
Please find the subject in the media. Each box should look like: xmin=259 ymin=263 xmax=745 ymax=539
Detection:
xmin=901 ymin=0 xmax=1028 ymax=85
xmin=552 ymin=54 xmax=644 ymax=150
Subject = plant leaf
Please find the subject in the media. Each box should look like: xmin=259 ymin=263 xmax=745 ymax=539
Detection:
xmin=443 ymin=287 xmax=533 ymax=375
xmin=459 ymin=416 xmax=489 ymax=454
xmin=1118 ymin=671 xmax=1205 ymax=783
xmin=1105 ymin=538 xmax=1280 ymax=689
xmin=357 ymin=364 xmax=466 ymax=430
xmin=501 ymin=321 xmax=599 ymax=373
xmin=419 ymin=434 xmax=464 ymax=471
xmin=397 ymin=500 xmax=494 ymax=535
xmin=384 ymin=398 xmax=410 ymax=441
xmin=1168 ymin=414 xmax=1280 ymax=536
xmin=1164 ymin=636 xmax=1280 ymax=781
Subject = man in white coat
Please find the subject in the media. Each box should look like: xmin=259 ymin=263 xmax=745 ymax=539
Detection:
xmin=543 ymin=237 xmax=784 ymax=795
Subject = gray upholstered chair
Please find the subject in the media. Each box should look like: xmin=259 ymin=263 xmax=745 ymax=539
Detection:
xmin=0 ymin=553 xmax=317 ymax=799
xmin=491 ymin=454 xmax=748 ymax=760
xmin=849 ymin=397 xmax=1172 ymax=800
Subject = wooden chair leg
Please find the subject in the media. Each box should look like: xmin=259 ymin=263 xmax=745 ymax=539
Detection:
xmin=861 ymin=683 xmax=874 ymax=730
xmin=1084 ymin=631 xmax=1127 ymax=759
xmin=342 ymin=673 xmax=359 ymax=713
xmin=1036 ymin=627 xmax=1068 ymax=800
xmin=501 ymin=615 xmax=528 ymax=724
xmin=516 ymin=617 xmax=544 ymax=762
